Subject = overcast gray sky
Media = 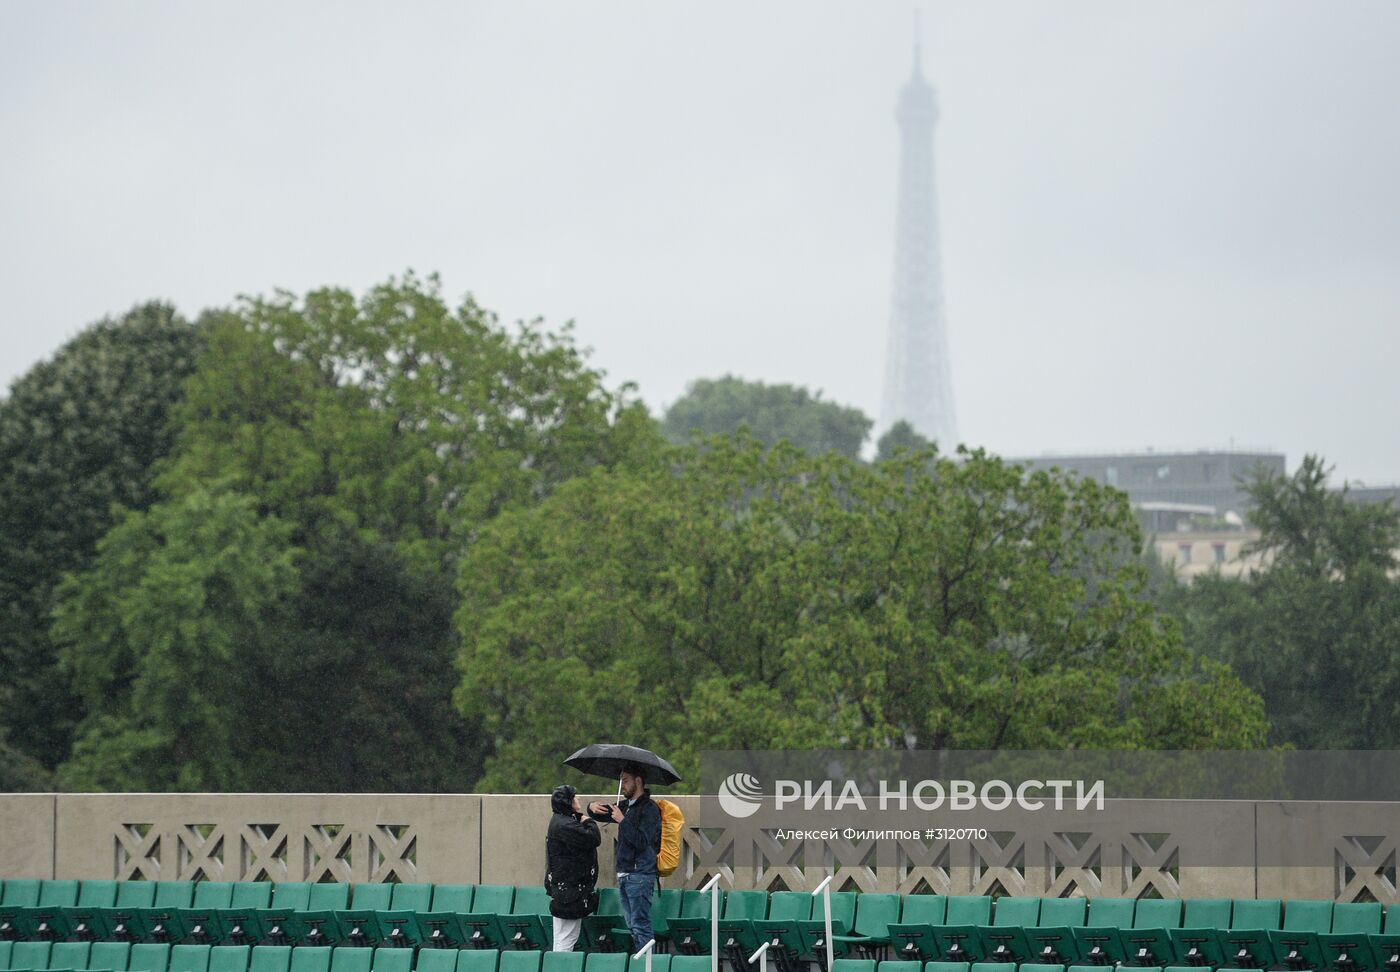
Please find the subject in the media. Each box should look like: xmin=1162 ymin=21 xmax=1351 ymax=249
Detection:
xmin=3 ymin=1 xmax=1398 ymax=482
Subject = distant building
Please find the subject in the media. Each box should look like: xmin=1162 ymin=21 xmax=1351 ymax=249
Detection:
xmin=1007 ymin=450 xmax=1286 ymax=522
xmin=1340 ymin=484 xmax=1400 ymax=507
xmin=1154 ymin=529 xmax=1266 ymax=580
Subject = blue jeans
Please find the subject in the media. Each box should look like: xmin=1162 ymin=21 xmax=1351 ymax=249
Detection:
xmin=617 ymin=872 xmax=656 ymax=952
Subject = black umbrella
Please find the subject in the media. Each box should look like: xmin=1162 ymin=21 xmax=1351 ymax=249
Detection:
xmin=564 ymin=743 xmax=682 ymax=786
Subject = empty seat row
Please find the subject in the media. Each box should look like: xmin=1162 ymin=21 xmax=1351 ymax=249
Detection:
xmin=6 ymin=881 xmax=1399 ymax=937
xmin=0 ymin=946 xmax=689 ymax=972
xmin=0 ymin=884 xmax=518 ymax=917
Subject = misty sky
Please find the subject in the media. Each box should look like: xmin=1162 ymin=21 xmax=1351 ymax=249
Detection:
xmin=3 ymin=2 xmax=1398 ymax=482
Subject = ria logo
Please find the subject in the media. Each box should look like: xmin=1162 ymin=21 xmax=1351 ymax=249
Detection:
xmin=717 ymin=772 xmax=763 ymax=818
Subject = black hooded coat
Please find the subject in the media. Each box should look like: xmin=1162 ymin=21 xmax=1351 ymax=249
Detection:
xmin=546 ymin=785 xmax=602 ymax=919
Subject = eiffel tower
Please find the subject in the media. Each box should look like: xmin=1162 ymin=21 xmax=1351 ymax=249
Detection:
xmin=880 ymin=27 xmax=957 ymax=450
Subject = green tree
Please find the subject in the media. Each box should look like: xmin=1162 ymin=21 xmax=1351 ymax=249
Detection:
xmin=662 ymin=375 xmax=872 ymax=459
xmin=0 ymin=302 xmax=203 ymax=779
xmin=1166 ymin=456 xmax=1400 ymax=748
xmin=53 ymin=487 xmax=298 ymax=790
xmin=455 ymin=437 xmax=1266 ymax=791
xmin=875 ymin=419 xmax=931 ymax=462
xmin=53 ymin=274 xmax=661 ymax=790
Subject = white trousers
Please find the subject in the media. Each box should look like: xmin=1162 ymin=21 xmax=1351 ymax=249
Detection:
xmin=553 ymin=916 xmax=583 ymax=952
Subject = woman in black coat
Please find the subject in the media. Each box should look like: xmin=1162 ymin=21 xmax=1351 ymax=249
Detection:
xmin=546 ymin=784 xmax=602 ymax=951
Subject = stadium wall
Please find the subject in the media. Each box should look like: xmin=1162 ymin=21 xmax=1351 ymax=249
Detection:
xmin=0 ymin=794 xmax=1391 ymax=903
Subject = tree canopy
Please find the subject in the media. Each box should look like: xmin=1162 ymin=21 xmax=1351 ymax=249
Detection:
xmin=0 ymin=302 xmax=204 ymax=783
xmin=1163 ymin=456 xmax=1400 ymax=749
xmin=662 ymin=375 xmax=872 ymax=459
xmin=455 ymin=437 xmax=1267 ymax=791
xmin=50 ymin=274 xmax=659 ymax=791
xmin=8 ymin=275 xmax=1296 ymax=794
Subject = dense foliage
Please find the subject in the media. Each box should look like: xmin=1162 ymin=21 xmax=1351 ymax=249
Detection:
xmin=26 ymin=275 xmax=1386 ymax=794
xmin=662 ymin=375 xmax=873 ymax=459
xmin=1162 ymin=456 xmax=1400 ymax=749
xmin=0 ymin=303 xmax=204 ymax=785
xmin=456 ymin=437 xmax=1266 ymax=791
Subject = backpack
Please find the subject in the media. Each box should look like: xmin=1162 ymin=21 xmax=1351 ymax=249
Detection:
xmin=654 ymin=798 xmax=685 ymax=877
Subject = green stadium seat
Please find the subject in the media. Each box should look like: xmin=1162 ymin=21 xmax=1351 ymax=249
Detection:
xmin=1132 ymin=899 xmax=1180 ymax=929
xmin=90 ymin=944 xmax=131 ymax=972
xmin=1386 ymin=907 xmax=1400 ymax=934
xmin=454 ymin=952 xmax=499 ymax=972
xmin=1320 ymin=904 xmax=1384 ymax=971
xmin=674 ymin=891 xmax=715 ymax=920
xmin=1181 ymin=899 xmax=1230 ymax=929
xmin=40 ymin=881 xmax=80 ymax=907
xmin=993 ymin=898 xmax=1039 ymax=927
xmin=2 ymin=882 xmax=40 ymax=907
xmin=429 ymin=887 xmax=472 ymax=914
xmin=11 ymin=942 xmax=51 ymax=970
xmin=1017 ymin=965 xmax=1064 ymax=972
xmin=51 ymin=943 xmax=92 ymax=971
xmin=969 ymin=964 xmax=1014 ymax=972
xmin=627 ymin=958 xmax=667 ymax=972
xmin=583 ymin=958 xmax=624 ymax=972
xmin=153 ymin=884 xmax=194 ymax=910
xmin=0 ymin=942 xmax=13 ymax=969
xmin=129 ymin=945 xmax=170 ymax=972
xmin=247 ymin=948 xmax=290 ymax=972
xmin=349 ymin=887 xmax=392 ymax=912
xmin=768 ymin=893 xmax=812 ymax=922
xmin=1218 ymin=926 xmax=1275 ymax=968
xmin=664 ymin=892 xmax=725 ymax=954
xmin=664 ymin=959 xmax=708 ymax=972
xmin=328 ymin=950 xmax=370 ymax=972
xmin=876 ymin=961 xmax=921 ymax=972
xmin=830 ymin=961 xmax=874 ymax=972
xmin=169 ymin=946 xmax=211 ymax=972
xmin=1038 ymin=899 xmax=1086 ymax=928
xmin=815 ymin=892 xmax=859 ymax=930
xmin=1231 ymin=899 xmax=1281 ymax=929
xmin=116 ymin=883 xmax=156 ymax=908
xmin=208 ymin=948 xmax=248 ymax=972
xmin=924 ymin=963 xmax=970 ymax=972
xmin=834 ymin=894 xmax=900 ymax=953
xmin=651 ymin=888 xmax=684 ymax=941
xmin=723 ymin=892 xmax=767 ymax=920
xmin=270 ymin=886 xmax=311 ymax=912
xmin=77 ymin=883 xmax=118 ymax=909
xmin=307 ymin=885 xmax=348 ymax=912
xmin=899 ymin=895 xmax=945 ymax=925
xmin=541 ymin=956 xmax=583 ymax=972
xmin=946 ymin=898 xmax=991 ymax=926
xmin=1284 ymin=900 xmax=1333 ymax=933
xmin=1332 ymin=903 xmax=1382 ymax=934
xmin=413 ymin=953 xmax=455 ymax=972
xmin=369 ymin=950 xmax=409 ymax=972
xmin=470 ymin=887 xmax=515 ymax=916
xmin=497 ymin=954 xmax=541 ymax=972
xmin=230 ymin=885 xmax=272 ymax=911
xmin=1167 ymin=924 xmax=1224 ymax=968
xmin=510 ymin=889 xmax=550 ymax=917
xmin=288 ymin=948 xmax=330 ymax=972
xmin=388 ymin=886 xmax=431 ymax=914
xmin=1086 ymin=900 xmax=1133 ymax=928
xmin=193 ymin=885 xmax=233 ymax=910
xmin=3 ymin=885 xmax=40 ymax=913
xmin=1071 ymin=923 xmax=1127 ymax=967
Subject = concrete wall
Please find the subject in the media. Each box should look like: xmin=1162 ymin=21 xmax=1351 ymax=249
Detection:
xmin=1 ymin=793 xmax=1394 ymax=902
xmin=0 ymin=793 xmax=56 ymax=879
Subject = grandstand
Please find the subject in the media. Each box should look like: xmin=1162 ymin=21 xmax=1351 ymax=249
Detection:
xmin=3 ymin=878 xmax=1400 ymax=972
